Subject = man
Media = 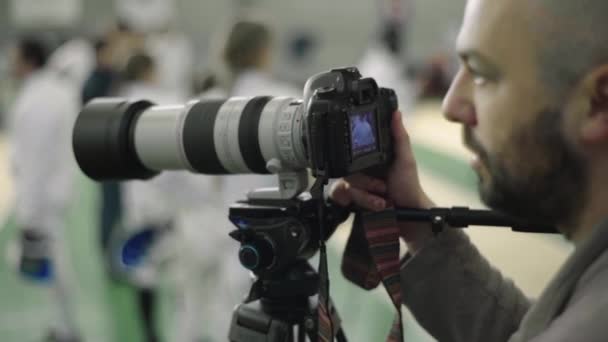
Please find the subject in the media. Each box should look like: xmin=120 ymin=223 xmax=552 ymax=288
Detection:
xmin=331 ymin=0 xmax=608 ymax=341
xmin=8 ymin=37 xmax=81 ymax=341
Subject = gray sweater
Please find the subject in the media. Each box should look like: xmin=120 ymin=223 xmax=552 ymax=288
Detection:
xmin=400 ymin=219 xmax=608 ymax=342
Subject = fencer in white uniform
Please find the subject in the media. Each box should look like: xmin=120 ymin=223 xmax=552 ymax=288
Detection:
xmin=176 ymin=19 xmax=301 ymax=342
xmin=8 ymin=38 xmax=85 ymax=342
xmin=115 ymin=0 xmax=194 ymax=101
xmin=358 ymin=42 xmax=415 ymax=113
xmin=114 ymin=53 xmax=183 ymax=281
xmin=359 ymin=0 xmax=415 ymax=113
xmin=145 ymin=31 xmax=194 ymax=101
xmin=116 ymin=52 xmax=255 ymax=342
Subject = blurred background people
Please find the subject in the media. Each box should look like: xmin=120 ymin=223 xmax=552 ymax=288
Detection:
xmin=119 ymin=53 xmax=181 ymax=103
xmin=111 ymin=52 xmax=173 ymax=342
xmin=81 ymin=23 xmax=144 ymax=272
xmin=225 ymin=19 xmax=299 ymax=97
xmin=111 ymin=52 xmax=198 ymax=342
xmin=145 ymin=29 xmax=194 ymax=101
xmin=47 ymin=38 xmax=94 ymax=94
xmin=6 ymin=36 xmax=82 ymax=342
xmin=115 ymin=0 xmax=194 ymax=101
xmin=358 ymin=0 xmax=416 ymax=113
xmin=175 ymin=17 xmax=304 ymax=342
xmin=199 ymin=18 xmax=300 ymax=98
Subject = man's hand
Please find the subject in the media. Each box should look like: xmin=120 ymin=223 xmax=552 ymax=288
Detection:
xmin=330 ymin=111 xmax=435 ymax=254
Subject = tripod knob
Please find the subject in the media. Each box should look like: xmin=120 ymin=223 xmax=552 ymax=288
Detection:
xmin=239 ymin=240 xmax=274 ymax=271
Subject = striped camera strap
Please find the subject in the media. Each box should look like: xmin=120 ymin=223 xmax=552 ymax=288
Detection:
xmin=341 ymin=211 xmax=404 ymax=342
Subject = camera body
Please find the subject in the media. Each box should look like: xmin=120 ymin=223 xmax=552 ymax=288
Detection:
xmin=304 ymin=67 xmax=397 ymax=178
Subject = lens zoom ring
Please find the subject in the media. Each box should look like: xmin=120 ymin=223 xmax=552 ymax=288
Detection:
xmin=182 ymin=99 xmax=228 ymax=174
xmin=238 ymin=96 xmax=272 ymax=174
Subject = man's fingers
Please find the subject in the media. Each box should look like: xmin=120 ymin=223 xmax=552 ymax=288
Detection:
xmin=329 ymin=179 xmax=387 ymax=211
xmin=348 ymin=186 xmax=386 ymax=211
xmin=329 ymin=180 xmax=352 ymax=207
xmin=343 ymin=174 xmax=387 ymax=194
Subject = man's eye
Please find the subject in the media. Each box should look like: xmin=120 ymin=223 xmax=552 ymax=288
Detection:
xmin=473 ymin=75 xmax=488 ymax=86
xmin=464 ymin=65 xmax=486 ymax=85
xmin=467 ymin=67 xmax=488 ymax=85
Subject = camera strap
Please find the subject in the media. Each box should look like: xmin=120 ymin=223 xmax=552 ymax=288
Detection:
xmin=342 ymin=211 xmax=404 ymax=342
xmin=318 ymin=242 xmax=337 ymax=342
xmin=312 ymin=177 xmax=339 ymax=342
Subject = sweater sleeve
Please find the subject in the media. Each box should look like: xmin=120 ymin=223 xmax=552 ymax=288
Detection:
xmin=400 ymin=229 xmax=531 ymax=342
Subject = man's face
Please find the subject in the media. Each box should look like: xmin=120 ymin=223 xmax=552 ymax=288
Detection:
xmin=442 ymin=0 xmax=588 ymax=226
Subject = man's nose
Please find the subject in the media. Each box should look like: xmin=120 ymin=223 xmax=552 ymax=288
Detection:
xmin=442 ymin=70 xmax=477 ymax=126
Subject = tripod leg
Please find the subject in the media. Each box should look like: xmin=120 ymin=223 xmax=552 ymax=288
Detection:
xmin=306 ymin=326 xmax=347 ymax=342
xmin=137 ymin=288 xmax=159 ymax=342
xmin=335 ymin=328 xmax=348 ymax=342
xmin=297 ymin=324 xmax=306 ymax=342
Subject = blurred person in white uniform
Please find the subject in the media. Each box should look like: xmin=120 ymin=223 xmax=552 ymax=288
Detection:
xmin=81 ymin=26 xmax=147 ymax=280
xmin=358 ymin=0 xmax=416 ymax=113
xmin=145 ymin=29 xmax=194 ymax=101
xmin=117 ymin=53 xmax=231 ymax=342
xmin=115 ymin=0 xmax=194 ymax=101
xmin=47 ymin=39 xmax=95 ymax=92
xmin=225 ymin=20 xmax=300 ymax=98
xmin=113 ymin=52 xmax=189 ymax=342
xmin=7 ymin=37 xmax=82 ymax=342
xmin=175 ymin=18 xmax=301 ymax=342
xmin=119 ymin=53 xmax=181 ymax=105
xmin=201 ymin=18 xmax=300 ymax=99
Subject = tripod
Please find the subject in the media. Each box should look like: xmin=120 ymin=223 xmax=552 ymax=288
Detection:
xmin=228 ymin=260 xmax=346 ymax=342
xmin=226 ymin=173 xmax=350 ymax=342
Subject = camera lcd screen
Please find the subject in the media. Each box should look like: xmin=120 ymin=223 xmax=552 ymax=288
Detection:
xmin=349 ymin=110 xmax=378 ymax=157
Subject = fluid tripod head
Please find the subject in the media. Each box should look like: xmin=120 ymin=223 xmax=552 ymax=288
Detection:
xmin=228 ymin=193 xmax=349 ymax=276
xmin=226 ymin=190 xmax=349 ymax=342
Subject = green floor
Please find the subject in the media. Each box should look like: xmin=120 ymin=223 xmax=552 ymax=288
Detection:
xmin=0 ymin=176 xmax=113 ymax=341
xmin=0 ymin=143 xmax=471 ymax=342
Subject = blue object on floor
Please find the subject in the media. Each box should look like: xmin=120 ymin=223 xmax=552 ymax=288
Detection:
xmin=120 ymin=229 xmax=156 ymax=268
xmin=20 ymin=257 xmax=53 ymax=283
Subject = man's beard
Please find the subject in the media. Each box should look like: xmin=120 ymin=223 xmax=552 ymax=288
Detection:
xmin=464 ymin=109 xmax=588 ymax=227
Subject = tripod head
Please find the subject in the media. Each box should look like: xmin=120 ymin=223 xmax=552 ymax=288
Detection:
xmin=228 ymin=191 xmax=349 ymax=279
xmin=227 ymin=181 xmax=349 ymax=342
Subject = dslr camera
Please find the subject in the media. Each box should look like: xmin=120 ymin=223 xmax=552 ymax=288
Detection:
xmin=73 ymin=67 xmax=397 ymax=199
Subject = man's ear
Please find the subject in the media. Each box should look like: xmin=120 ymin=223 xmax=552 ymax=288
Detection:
xmin=580 ymin=65 xmax=608 ymax=144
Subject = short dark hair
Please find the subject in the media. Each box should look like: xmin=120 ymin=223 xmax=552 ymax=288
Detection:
xmin=528 ymin=0 xmax=608 ymax=98
xmin=116 ymin=19 xmax=133 ymax=33
xmin=18 ymin=37 xmax=49 ymax=70
xmin=124 ymin=53 xmax=155 ymax=82
xmin=223 ymin=19 xmax=272 ymax=73
xmin=93 ymin=37 xmax=108 ymax=55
